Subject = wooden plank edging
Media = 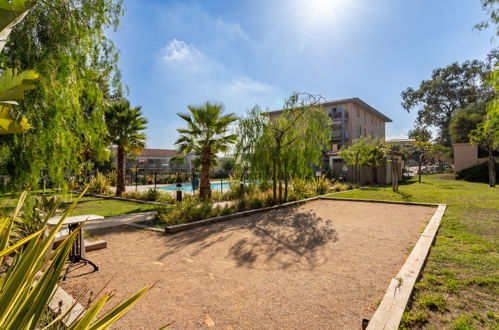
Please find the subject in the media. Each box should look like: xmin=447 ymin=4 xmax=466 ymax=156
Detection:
xmin=366 ymin=204 xmax=447 ymax=329
xmin=164 ymin=196 xmax=322 ymax=233
xmin=319 ymin=196 xmax=439 ymax=207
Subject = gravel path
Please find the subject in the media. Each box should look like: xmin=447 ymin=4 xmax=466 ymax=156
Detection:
xmin=60 ymin=200 xmax=435 ymax=329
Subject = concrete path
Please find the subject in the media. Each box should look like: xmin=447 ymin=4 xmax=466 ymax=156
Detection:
xmin=84 ymin=212 xmax=157 ymax=231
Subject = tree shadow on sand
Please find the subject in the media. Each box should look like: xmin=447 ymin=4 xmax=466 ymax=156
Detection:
xmin=157 ymin=206 xmax=337 ymax=270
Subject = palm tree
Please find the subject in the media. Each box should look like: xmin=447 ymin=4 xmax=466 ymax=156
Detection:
xmin=105 ymin=100 xmax=148 ymax=196
xmin=169 ymin=154 xmax=185 ymax=182
xmin=175 ymin=102 xmax=237 ymax=200
xmin=364 ymin=138 xmax=386 ymax=185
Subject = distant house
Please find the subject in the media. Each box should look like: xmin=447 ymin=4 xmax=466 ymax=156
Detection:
xmin=453 ymin=143 xmax=489 ymax=172
xmin=112 ymin=147 xmax=194 ymax=172
xmin=266 ymin=97 xmax=400 ymax=184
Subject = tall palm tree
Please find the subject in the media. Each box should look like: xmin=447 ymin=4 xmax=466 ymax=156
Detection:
xmin=105 ymin=100 xmax=148 ymax=196
xmin=175 ymin=102 xmax=237 ymax=199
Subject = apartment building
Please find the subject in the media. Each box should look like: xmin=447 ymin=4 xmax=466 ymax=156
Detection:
xmin=325 ymin=98 xmax=391 ymax=151
xmin=266 ymin=97 xmax=398 ymax=184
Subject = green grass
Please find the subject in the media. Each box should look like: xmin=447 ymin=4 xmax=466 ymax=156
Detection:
xmin=328 ymin=174 xmax=499 ymax=329
xmin=0 ymin=191 xmax=157 ymax=217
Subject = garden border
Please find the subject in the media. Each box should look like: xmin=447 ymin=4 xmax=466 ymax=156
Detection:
xmin=164 ymin=195 xmax=323 ymax=233
xmin=83 ymin=192 xmax=173 ymax=206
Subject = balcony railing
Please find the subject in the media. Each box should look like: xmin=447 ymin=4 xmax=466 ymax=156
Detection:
xmin=329 ymin=110 xmax=348 ymax=122
xmin=331 ymin=130 xmax=349 ymax=141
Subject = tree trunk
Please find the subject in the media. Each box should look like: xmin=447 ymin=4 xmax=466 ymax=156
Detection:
xmin=488 ymin=150 xmax=496 ymax=188
xmin=284 ymin=161 xmax=288 ymax=202
xmin=200 ymin=146 xmax=212 ymax=200
xmin=272 ymin=158 xmax=277 ymax=202
xmin=278 ymin=160 xmax=283 ymax=203
xmin=374 ymin=165 xmax=378 ymax=184
xmin=418 ymin=154 xmax=422 ymax=183
xmin=392 ymin=157 xmax=398 ymax=192
xmin=116 ymin=146 xmax=125 ymax=197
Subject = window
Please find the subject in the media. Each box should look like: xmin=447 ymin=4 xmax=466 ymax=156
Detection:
xmin=371 ymin=115 xmax=373 ymax=124
xmin=364 ymin=112 xmax=366 ymax=123
xmin=357 ymin=108 xmax=360 ymax=117
xmin=364 ymin=128 xmax=367 ymax=136
xmin=356 ymin=125 xmax=362 ymax=137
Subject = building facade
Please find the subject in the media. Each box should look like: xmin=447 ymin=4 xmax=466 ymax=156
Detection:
xmin=266 ymin=97 xmax=400 ymax=184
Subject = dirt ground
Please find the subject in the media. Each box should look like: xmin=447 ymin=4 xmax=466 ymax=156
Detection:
xmin=60 ymin=200 xmax=435 ymax=329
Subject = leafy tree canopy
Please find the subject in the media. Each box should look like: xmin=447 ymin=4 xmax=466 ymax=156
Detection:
xmin=475 ymin=0 xmax=499 ymax=36
xmin=0 ymin=0 xmax=124 ymax=190
xmin=401 ymin=49 xmax=497 ymax=147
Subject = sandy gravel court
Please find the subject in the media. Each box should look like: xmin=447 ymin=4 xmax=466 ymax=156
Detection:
xmin=60 ymin=199 xmax=436 ymax=329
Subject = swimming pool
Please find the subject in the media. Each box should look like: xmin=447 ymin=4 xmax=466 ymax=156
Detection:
xmin=158 ymin=182 xmax=231 ymax=192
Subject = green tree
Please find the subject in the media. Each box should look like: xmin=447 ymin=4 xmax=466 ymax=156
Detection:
xmin=469 ymin=65 xmax=498 ymax=187
xmin=474 ymin=0 xmax=499 ymax=36
xmin=364 ymin=138 xmax=386 ymax=185
xmin=169 ymin=154 xmax=185 ymax=181
xmin=449 ymin=102 xmax=488 ymax=143
xmin=236 ymin=93 xmax=330 ymax=203
xmin=408 ymin=126 xmax=432 ymax=142
xmin=414 ymin=139 xmax=432 ymax=183
xmin=0 ymin=0 xmax=124 ymax=189
xmin=105 ymin=100 xmax=148 ymax=196
xmin=175 ymin=102 xmax=237 ymax=200
xmin=339 ymin=136 xmax=372 ymax=186
xmin=469 ymin=119 xmax=498 ymax=187
xmin=401 ymin=52 xmax=496 ymax=147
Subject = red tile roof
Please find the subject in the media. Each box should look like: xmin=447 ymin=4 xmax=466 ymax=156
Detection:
xmin=139 ymin=149 xmax=178 ymax=157
xmin=111 ymin=147 xmax=178 ymax=157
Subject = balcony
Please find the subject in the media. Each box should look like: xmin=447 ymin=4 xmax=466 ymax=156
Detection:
xmin=331 ymin=130 xmax=349 ymax=141
xmin=329 ymin=110 xmax=348 ymax=123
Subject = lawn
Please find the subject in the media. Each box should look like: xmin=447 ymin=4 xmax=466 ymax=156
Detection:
xmin=0 ymin=191 xmax=158 ymax=217
xmin=328 ymin=174 xmax=499 ymax=329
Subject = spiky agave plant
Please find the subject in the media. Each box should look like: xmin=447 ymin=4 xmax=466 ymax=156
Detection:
xmin=0 ymin=189 xmax=150 ymax=329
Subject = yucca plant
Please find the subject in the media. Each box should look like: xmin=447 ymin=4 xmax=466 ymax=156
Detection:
xmin=88 ymin=172 xmax=110 ymax=194
xmin=0 ymin=189 xmax=150 ymax=329
xmin=314 ymin=174 xmax=331 ymax=195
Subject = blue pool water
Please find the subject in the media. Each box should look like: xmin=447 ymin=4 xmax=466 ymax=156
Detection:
xmin=159 ymin=182 xmax=231 ymax=192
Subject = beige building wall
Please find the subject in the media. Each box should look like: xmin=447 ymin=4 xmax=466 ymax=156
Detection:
xmin=453 ymin=143 xmax=488 ymax=172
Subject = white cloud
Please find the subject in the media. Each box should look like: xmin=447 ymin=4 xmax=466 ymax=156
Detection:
xmin=213 ymin=17 xmax=250 ymax=42
xmin=228 ymin=77 xmax=276 ymax=94
xmin=162 ymin=39 xmax=201 ymax=62
xmin=157 ymin=38 xmax=283 ymax=115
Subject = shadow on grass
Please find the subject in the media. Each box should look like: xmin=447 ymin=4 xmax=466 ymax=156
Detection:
xmin=157 ymin=206 xmax=337 ymax=270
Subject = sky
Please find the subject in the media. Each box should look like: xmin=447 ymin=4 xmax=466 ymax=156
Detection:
xmin=109 ymin=0 xmax=496 ymax=149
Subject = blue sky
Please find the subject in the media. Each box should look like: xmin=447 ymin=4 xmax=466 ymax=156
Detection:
xmin=109 ymin=0 xmax=496 ymax=148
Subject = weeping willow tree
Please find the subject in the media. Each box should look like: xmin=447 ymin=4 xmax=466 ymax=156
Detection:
xmin=0 ymin=0 xmax=124 ymax=190
xmin=236 ymin=93 xmax=331 ymax=203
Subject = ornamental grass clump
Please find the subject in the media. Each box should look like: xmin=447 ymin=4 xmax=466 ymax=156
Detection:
xmin=314 ymin=174 xmax=331 ymax=195
xmin=0 ymin=189 xmax=149 ymax=329
xmin=88 ymin=172 xmax=110 ymax=194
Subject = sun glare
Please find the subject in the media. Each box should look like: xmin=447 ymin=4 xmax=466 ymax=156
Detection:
xmin=291 ymin=0 xmax=358 ymax=33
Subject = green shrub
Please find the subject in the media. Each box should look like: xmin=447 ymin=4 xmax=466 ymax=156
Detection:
xmin=144 ymin=188 xmax=160 ymax=201
xmin=160 ymin=197 xmax=224 ymax=225
xmin=107 ymin=170 xmax=117 ymax=186
xmin=290 ymin=177 xmax=313 ymax=199
xmin=88 ymin=172 xmax=110 ymax=194
xmin=331 ymin=182 xmax=347 ymax=192
xmin=314 ymin=174 xmax=331 ymax=195
xmin=456 ymin=161 xmax=498 ymax=183
xmin=258 ymin=179 xmax=272 ymax=192
xmin=122 ymin=190 xmax=143 ymax=200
